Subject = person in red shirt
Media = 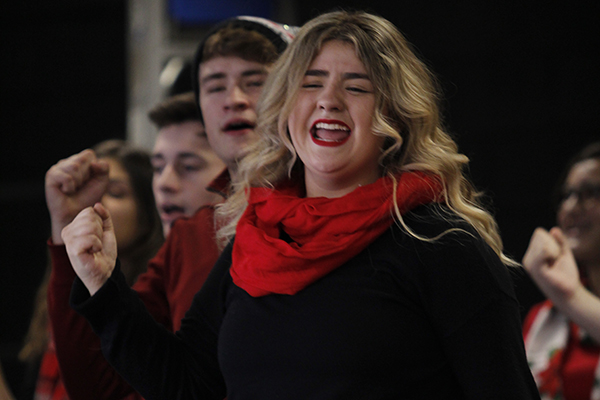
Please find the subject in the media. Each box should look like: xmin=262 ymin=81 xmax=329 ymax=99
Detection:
xmin=45 ymin=16 xmax=296 ymax=399
xmin=523 ymin=142 xmax=600 ymax=400
xmin=25 ymin=140 xmax=164 ymax=400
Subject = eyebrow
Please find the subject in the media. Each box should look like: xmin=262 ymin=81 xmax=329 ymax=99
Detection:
xmin=201 ymin=68 xmax=269 ymax=85
xmin=201 ymin=72 xmax=225 ymax=85
xmin=305 ymin=69 xmax=370 ymax=80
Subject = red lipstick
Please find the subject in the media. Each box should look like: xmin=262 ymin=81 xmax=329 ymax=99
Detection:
xmin=310 ymin=119 xmax=350 ymax=147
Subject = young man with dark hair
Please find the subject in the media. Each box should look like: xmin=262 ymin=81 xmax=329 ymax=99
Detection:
xmin=148 ymin=92 xmax=225 ymax=236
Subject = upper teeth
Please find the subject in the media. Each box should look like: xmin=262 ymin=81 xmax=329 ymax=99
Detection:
xmin=315 ymin=122 xmax=349 ymax=131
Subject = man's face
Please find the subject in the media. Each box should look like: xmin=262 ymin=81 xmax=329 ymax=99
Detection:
xmin=151 ymin=120 xmax=226 ymax=236
xmin=198 ymin=56 xmax=270 ymax=171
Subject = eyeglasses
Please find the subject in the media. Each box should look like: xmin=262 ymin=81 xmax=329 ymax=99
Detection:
xmin=559 ymin=184 xmax=600 ymax=208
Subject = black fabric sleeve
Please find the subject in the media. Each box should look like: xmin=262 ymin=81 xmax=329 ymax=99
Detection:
xmin=402 ymin=207 xmax=541 ymax=399
xmin=443 ymin=299 xmax=541 ymax=399
xmin=70 ymin=251 xmax=233 ymax=400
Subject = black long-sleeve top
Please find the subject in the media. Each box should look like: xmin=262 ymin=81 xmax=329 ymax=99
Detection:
xmin=72 ymin=205 xmax=541 ymax=399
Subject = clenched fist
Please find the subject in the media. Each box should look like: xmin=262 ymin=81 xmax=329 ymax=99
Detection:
xmin=62 ymin=203 xmax=117 ymax=295
xmin=46 ymin=149 xmax=109 ymax=244
xmin=522 ymin=227 xmax=580 ymax=305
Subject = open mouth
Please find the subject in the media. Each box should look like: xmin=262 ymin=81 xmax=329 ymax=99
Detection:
xmin=311 ymin=121 xmax=350 ymax=146
xmin=224 ymin=120 xmax=255 ymax=135
xmin=162 ymin=204 xmax=185 ymax=215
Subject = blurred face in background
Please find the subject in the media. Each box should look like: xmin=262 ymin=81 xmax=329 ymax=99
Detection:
xmin=151 ymin=120 xmax=225 ymax=236
xmin=557 ymin=158 xmax=600 ymax=266
xmin=100 ymin=158 xmax=141 ymax=251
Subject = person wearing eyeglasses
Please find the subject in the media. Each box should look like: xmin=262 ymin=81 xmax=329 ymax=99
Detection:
xmin=523 ymin=141 xmax=600 ymax=400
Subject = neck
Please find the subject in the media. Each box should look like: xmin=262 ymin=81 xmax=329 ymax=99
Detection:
xmin=304 ymin=172 xmax=380 ymax=198
xmin=583 ymin=262 xmax=600 ymax=297
xmin=305 ymin=180 xmax=361 ymax=198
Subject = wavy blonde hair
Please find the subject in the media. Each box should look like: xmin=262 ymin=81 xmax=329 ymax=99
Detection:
xmin=217 ymin=10 xmax=517 ymax=267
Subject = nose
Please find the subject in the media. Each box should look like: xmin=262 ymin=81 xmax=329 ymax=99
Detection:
xmin=317 ymin=84 xmax=344 ymax=112
xmin=155 ymin=164 xmax=180 ymax=193
xmin=224 ymin=84 xmax=250 ymax=112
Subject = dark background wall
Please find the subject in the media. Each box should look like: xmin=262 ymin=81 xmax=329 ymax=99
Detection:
xmin=1 ymin=0 xmax=127 ymax=395
xmin=1 ymin=0 xmax=598 ymax=396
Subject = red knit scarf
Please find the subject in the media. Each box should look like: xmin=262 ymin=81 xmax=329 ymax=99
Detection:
xmin=230 ymin=171 xmax=443 ymax=297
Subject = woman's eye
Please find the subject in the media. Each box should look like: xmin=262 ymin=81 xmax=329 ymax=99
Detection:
xmin=106 ymin=184 xmax=129 ymax=199
xmin=302 ymin=82 xmax=322 ymax=88
xmin=107 ymin=191 xmax=125 ymax=199
xmin=347 ymin=86 xmax=370 ymax=93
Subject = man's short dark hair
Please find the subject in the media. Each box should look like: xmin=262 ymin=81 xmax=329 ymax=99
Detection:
xmin=147 ymin=92 xmax=200 ymax=129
